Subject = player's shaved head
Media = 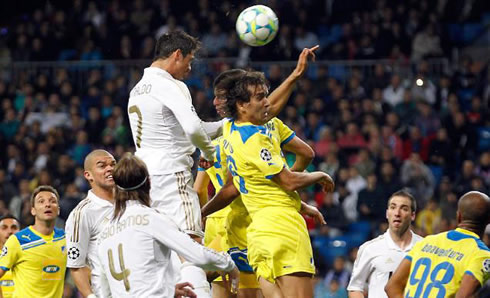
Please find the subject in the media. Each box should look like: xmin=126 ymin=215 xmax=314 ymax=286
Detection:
xmin=84 ymin=150 xmax=113 ymax=171
xmin=457 ymin=191 xmax=490 ymax=229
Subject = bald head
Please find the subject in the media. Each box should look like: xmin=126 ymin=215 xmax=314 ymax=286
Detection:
xmin=458 ymin=191 xmax=490 ymax=227
xmin=84 ymin=150 xmax=114 ymax=171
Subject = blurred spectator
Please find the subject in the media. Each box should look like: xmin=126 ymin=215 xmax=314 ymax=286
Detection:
xmin=314 ymin=278 xmax=348 ymax=298
xmin=401 ymin=153 xmax=435 ymax=206
xmin=319 ymin=192 xmax=348 ymax=236
xmin=411 ymin=25 xmax=442 ymax=61
xmin=357 ymin=174 xmax=386 ymax=222
xmin=324 ymin=257 xmax=350 ymax=289
xmin=415 ymin=199 xmax=442 ymax=236
xmin=382 ymin=75 xmax=405 ymax=107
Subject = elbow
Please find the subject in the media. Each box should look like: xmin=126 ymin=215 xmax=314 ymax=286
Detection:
xmin=304 ymin=146 xmax=315 ymax=162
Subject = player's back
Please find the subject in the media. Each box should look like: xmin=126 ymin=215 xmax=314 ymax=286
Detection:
xmin=404 ymin=228 xmax=490 ymax=298
xmin=128 ymin=67 xmax=195 ymax=175
xmin=97 ymin=201 xmax=179 ymax=297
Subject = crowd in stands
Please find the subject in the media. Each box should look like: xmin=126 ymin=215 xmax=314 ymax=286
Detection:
xmin=0 ymin=0 xmax=489 ymax=297
xmin=0 ymin=0 xmax=488 ymax=62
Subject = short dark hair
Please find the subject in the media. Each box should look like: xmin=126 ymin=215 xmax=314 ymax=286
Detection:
xmin=154 ymin=30 xmax=200 ymax=61
xmin=30 ymin=185 xmax=60 ymax=207
xmin=225 ymin=71 xmax=269 ymax=119
xmin=387 ymin=189 xmax=417 ymax=213
xmin=113 ymin=153 xmax=151 ymax=220
xmin=0 ymin=214 xmax=19 ymax=223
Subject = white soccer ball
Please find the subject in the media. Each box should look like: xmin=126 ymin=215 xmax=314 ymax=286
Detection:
xmin=236 ymin=5 xmax=279 ymax=47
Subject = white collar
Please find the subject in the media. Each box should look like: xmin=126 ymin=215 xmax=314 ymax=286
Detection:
xmin=144 ymin=67 xmax=173 ymax=79
xmin=384 ymin=229 xmax=418 ymax=252
xmin=87 ymin=190 xmax=113 ymax=207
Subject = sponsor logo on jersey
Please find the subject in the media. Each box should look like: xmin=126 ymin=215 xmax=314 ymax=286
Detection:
xmin=43 ymin=265 xmax=60 ymax=273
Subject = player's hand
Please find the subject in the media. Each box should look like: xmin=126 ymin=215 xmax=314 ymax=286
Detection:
xmin=221 ymin=266 xmax=240 ymax=294
xmin=319 ymin=173 xmax=335 ymax=193
xmin=174 ymin=282 xmax=196 ymax=298
xmin=301 ymin=203 xmax=327 ymax=225
xmin=199 ymin=156 xmax=213 ymax=169
xmin=292 ymin=45 xmax=319 ymax=79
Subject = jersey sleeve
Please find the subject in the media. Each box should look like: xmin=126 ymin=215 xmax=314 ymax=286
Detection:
xmin=274 ymin=118 xmax=295 ymax=146
xmin=153 ymin=82 xmax=215 ymax=161
xmin=464 ymin=250 xmax=490 ymax=285
xmin=148 ymin=211 xmax=235 ymax=272
xmin=245 ymin=133 xmax=285 ymax=179
xmin=65 ymin=208 xmax=91 ymax=268
xmin=347 ymin=243 xmax=372 ymax=292
xmin=0 ymin=236 xmax=21 ymax=271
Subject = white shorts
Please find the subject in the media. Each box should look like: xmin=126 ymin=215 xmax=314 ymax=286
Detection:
xmin=150 ymin=170 xmax=203 ymax=237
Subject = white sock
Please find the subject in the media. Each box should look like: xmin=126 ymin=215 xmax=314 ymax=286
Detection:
xmin=180 ymin=262 xmax=211 ymax=298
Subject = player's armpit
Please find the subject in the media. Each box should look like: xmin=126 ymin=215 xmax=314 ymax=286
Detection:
xmin=201 ymin=172 xmax=239 ymax=217
xmin=385 ymin=258 xmax=411 ymax=298
xmin=455 ymin=273 xmax=481 ymax=298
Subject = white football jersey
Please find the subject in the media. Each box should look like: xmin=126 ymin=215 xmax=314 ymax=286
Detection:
xmin=128 ymin=67 xmax=217 ymax=175
xmin=97 ymin=200 xmax=235 ymax=298
xmin=65 ymin=190 xmax=113 ymax=297
xmin=347 ymin=229 xmax=423 ymax=297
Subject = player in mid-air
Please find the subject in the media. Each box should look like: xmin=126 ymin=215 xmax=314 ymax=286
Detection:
xmin=127 ymin=30 xmax=222 ymax=297
xmin=347 ymin=190 xmax=423 ymax=297
xmin=202 ymin=71 xmax=334 ymax=297
xmin=97 ymin=153 xmax=239 ymax=297
xmin=385 ymin=191 xmax=490 ymax=297
xmin=0 ymin=215 xmax=20 ymax=298
xmin=65 ymin=149 xmax=116 ymax=298
xmin=0 ymin=186 xmax=66 ymax=298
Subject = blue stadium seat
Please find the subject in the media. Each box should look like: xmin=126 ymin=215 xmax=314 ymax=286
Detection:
xmin=429 ymin=165 xmax=443 ymax=185
xmin=348 ymin=221 xmax=371 ymax=234
xmin=313 ymin=236 xmax=349 ymax=266
xmin=478 ymin=127 xmax=490 ymax=151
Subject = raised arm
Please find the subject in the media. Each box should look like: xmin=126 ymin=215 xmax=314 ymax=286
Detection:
xmin=266 ymin=46 xmax=319 ymax=120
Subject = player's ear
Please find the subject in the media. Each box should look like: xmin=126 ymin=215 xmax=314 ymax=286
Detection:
xmin=31 ymin=206 xmax=36 ymax=217
xmin=84 ymin=170 xmax=93 ymax=183
xmin=174 ymin=49 xmax=183 ymax=60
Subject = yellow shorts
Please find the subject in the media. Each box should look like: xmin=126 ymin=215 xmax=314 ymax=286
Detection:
xmin=208 ymin=234 xmax=260 ymax=289
xmin=224 ymin=207 xmax=251 ymax=250
xmin=204 ymin=217 xmax=226 ymax=247
xmin=247 ymin=207 xmax=315 ymax=283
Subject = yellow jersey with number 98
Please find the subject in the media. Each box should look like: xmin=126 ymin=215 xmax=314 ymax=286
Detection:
xmin=222 ymin=119 xmax=301 ymax=217
xmin=404 ymin=228 xmax=490 ymax=298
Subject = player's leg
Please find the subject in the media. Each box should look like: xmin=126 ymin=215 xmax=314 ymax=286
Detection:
xmin=258 ymin=277 xmax=283 ymax=298
xmin=150 ymin=171 xmax=211 ymax=297
xmin=276 ymin=273 xmax=313 ymax=298
xmin=211 ymin=281 xmax=229 ymax=298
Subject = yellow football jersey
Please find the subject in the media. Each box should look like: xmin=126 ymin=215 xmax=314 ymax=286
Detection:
xmin=404 ymin=228 xmax=490 ymax=298
xmin=203 ymin=136 xmax=232 ymax=218
xmin=222 ymin=119 xmax=301 ymax=217
xmin=0 ymin=226 xmax=67 ymax=298
xmin=0 ymin=268 xmax=14 ymax=298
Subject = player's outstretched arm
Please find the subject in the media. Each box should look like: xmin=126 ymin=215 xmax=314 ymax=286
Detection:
xmin=201 ymin=173 xmax=239 ymax=217
xmin=272 ymin=167 xmax=334 ymax=193
xmin=194 ymin=171 xmax=211 ymax=207
xmin=456 ymin=273 xmax=482 ymax=298
xmin=266 ymin=45 xmax=319 ymax=120
xmin=282 ymin=136 xmax=315 ymax=172
xmin=385 ymin=258 xmax=411 ymax=298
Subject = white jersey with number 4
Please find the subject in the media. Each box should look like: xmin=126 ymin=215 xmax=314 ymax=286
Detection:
xmin=127 ymin=67 xmax=218 ymax=175
xmin=347 ymin=229 xmax=423 ymax=297
xmin=97 ymin=200 xmax=235 ymax=298
xmin=65 ymin=190 xmax=113 ymax=297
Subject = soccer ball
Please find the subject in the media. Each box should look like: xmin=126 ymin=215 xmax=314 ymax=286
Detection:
xmin=236 ymin=5 xmax=279 ymax=47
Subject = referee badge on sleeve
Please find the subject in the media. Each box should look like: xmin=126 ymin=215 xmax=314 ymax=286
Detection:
xmin=260 ymin=148 xmax=272 ymax=161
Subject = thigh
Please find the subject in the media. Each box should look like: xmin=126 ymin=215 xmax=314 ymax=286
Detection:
xmin=276 ymin=273 xmax=313 ymax=298
xmin=258 ymin=277 xmax=283 ymax=298
xmin=211 ymin=281 xmax=231 ymax=298
xmin=150 ymin=171 xmax=203 ymax=237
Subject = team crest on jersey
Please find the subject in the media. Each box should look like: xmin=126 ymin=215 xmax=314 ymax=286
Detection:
xmin=0 ymin=246 xmax=7 ymax=257
xmin=483 ymin=259 xmax=490 ymax=273
xmin=68 ymin=247 xmax=80 ymax=260
xmin=260 ymin=148 xmax=272 ymax=161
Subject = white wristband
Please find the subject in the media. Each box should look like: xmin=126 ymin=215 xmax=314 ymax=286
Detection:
xmin=87 ymin=294 xmax=97 ymax=298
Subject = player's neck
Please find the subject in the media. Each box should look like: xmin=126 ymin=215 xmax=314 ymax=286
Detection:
xmin=389 ymin=227 xmax=412 ymax=250
xmin=32 ymin=220 xmax=55 ymax=236
xmin=151 ymin=60 xmax=174 ymax=77
xmin=92 ymin=187 xmax=114 ymax=203
xmin=457 ymin=222 xmax=484 ymax=238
